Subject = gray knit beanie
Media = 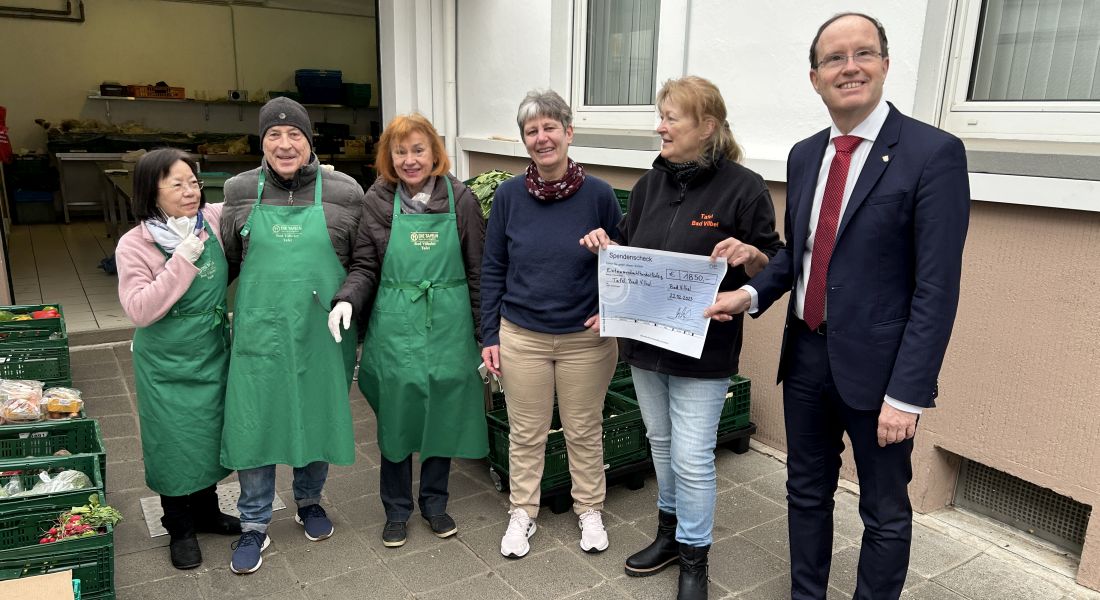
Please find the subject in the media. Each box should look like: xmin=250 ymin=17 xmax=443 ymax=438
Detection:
xmin=259 ymin=97 xmax=313 ymax=147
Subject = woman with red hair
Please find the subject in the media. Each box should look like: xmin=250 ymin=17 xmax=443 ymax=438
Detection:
xmin=330 ymin=113 xmax=487 ymax=548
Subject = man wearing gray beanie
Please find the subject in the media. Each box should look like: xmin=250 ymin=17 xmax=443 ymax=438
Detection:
xmin=219 ymin=96 xmax=365 ymax=575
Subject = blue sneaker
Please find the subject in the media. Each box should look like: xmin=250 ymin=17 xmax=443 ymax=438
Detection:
xmin=295 ymin=504 xmax=334 ymax=541
xmin=229 ymin=531 xmax=270 ymax=574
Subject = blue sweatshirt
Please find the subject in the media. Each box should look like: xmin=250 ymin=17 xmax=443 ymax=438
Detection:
xmin=480 ymin=174 xmax=622 ymax=346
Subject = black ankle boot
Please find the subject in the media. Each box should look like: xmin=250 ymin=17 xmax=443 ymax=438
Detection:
xmin=677 ymin=543 xmax=709 ymax=600
xmin=188 ymin=485 xmax=242 ymax=535
xmin=162 ymin=495 xmax=202 ymax=569
xmin=624 ymin=510 xmax=678 ymax=576
xmin=168 ymin=532 xmax=202 ymax=570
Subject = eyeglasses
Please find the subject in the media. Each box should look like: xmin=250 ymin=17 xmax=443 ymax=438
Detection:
xmin=816 ymin=50 xmax=883 ymax=70
xmin=159 ymin=180 xmax=204 ymax=193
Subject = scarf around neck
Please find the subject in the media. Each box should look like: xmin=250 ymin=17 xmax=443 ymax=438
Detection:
xmin=398 ymin=176 xmax=436 ymax=215
xmin=524 ymin=158 xmax=585 ymax=202
xmin=145 ymin=211 xmax=203 ymax=254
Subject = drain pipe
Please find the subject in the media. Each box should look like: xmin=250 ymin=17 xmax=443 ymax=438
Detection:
xmin=443 ymin=0 xmax=458 ymax=177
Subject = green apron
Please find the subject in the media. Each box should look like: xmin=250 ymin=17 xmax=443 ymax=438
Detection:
xmin=360 ymin=178 xmax=488 ymax=463
xmin=220 ymin=170 xmax=357 ymax=470
xmin=133 ymin=220 xmax=232 ymax=496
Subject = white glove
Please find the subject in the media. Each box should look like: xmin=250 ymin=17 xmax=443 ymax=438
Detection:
xmin=328 ymin=301 xmax=353 ymax=343
xmin=175 ymin=233 xmax=204 ymax=263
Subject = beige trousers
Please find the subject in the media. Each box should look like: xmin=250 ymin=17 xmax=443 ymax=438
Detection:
xmin=499 ymin=318 xmax=618 ymax=517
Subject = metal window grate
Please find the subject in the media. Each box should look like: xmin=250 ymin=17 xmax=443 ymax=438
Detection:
xmin=955 ymin=459 xmax=1092 ymax=553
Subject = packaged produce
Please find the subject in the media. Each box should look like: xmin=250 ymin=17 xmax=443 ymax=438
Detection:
xmin=0 ymin=379 xmax=44 ymax=423
xmin=0 ymin=473 xmax=24 ymax=497
xmin=44 ymin=386 xmax=83 ymax=419
xmin=14 ymin=469 xmax=92 ymax=496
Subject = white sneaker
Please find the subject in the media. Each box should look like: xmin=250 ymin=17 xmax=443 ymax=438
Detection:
xmin=500 ymin=508 xmax=537 ymax=559
xmin=578 ymin=509 xmax=609 ymax=553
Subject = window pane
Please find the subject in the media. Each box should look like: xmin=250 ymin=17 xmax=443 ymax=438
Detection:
xmin=970 ymin=0 xmax=1100 ymax=101
xmin=584 ymin=0 xmax=660 ymax=106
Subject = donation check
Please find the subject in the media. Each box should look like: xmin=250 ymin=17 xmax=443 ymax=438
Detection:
xmin=598 ymin=246 xmax=727 ymax=359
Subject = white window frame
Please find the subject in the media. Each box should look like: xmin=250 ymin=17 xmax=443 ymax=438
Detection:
xmin=551 ymin=0 xmax=687 ymax=130
xmin=940 ymin=0 xmax=1100 ymax=144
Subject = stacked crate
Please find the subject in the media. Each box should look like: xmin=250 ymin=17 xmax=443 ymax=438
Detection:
xmin=0 ymin=305 xmax=115 ymax=598
xmin=484 ymin=368 xmax=653 ymax=514
xmin=605 ymin=362 xmax=757 ymax=453
xmin=0 ymin=304 xmax=71 ymax=388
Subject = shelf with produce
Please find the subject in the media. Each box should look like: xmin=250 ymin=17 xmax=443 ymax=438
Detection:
xmin=86 ymin=95 xmax=377 ymax=123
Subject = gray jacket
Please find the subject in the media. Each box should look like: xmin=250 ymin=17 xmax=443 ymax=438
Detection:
xmin=220 ymin=156 xmax=364 ymax=275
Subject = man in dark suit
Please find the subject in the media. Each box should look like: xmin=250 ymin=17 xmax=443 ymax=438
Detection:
xmin=704 ymin=12 xmax=970 ymax=600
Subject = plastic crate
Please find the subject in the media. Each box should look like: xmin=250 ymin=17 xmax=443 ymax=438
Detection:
xmin=716 ymin=375 xmax=751 ymax=434
xmin=199 ymin=172 xmax=231 ymax=204
xmin=486 ymin=391 xmax=648 ymax=491
xmin=613 ymin=188 xmax=630 ymax=214
xmin=295 ymin=69 xmax=343 ymax=104
xmin=0 ymin=421 xmax=106 ymax=489
xmin=0 ymin=305 xmax=67 ymax=344
xmin=0 ymin=345 xmax=71 ymax=387
xmin=0 ymin=493 xmax=114 ymax=598
xmin=0 ymin=455 xmax=105 ymax=515
xmin=342 ymin=83 xmax=372 ymax=107
xmin=127 ymin=84 xmax=184 ymax=99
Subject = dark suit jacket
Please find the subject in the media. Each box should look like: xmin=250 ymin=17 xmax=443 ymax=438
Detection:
xmin=748 ymin=103 xmax=970 ymax=410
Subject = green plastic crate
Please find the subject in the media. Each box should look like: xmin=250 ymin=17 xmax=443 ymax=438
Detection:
xmin=486 ymin=391 xmax=648 ymax=491
xmin=199 ymin=171 xmax=231 ymax=204
xmin=0 ymin=455 xmax=105 ymax=515
xmin=0 ymin=421 xmax=106 ymax=489
xmin=613 ymin=188 xmax=630 ymax=214
xmin=0 ymin=345 xmax=71 ymax=387
xmin=343 ymin=83 xmax=372 ymax=107
xmin=601 ymin=371 xmax=751 ymax=435
xmin=716 ymin=375 xmax=751 ymax=434
xmin=0 ymin=305 xmax=66 ymax=344
xmin=0 ymin=492 xmax=114 ymax=598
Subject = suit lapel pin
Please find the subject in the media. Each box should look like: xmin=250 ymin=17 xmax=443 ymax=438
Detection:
xmin=881 ymin=155 xmax=890 ymax=163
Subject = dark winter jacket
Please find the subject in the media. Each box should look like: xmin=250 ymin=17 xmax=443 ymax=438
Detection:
xmin=220 ymin=156 xmax=364 ymax=276
xmin=333 ymin=174 xmax=485 ymax=335
xmin=616 ymin=155 xmax=783 ymax=378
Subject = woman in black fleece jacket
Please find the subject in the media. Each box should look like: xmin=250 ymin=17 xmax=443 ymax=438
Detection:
xmin=582 ymin=76 xmax=782 ymax=600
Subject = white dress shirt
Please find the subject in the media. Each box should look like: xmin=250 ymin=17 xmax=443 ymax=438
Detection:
xmin=744 ymin=100 xmax=922 ymax=414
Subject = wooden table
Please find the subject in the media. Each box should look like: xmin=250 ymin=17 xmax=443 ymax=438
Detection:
xmin=97 ymin=161 xmax=134 ymax=239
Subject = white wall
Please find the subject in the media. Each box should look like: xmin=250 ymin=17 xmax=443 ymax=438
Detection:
xmin=453 ymin=1 xmax=930 ymax=165
xmin=456 ymin=0 xmax=555 ymax=141
xmin=0 ymin=0 xmax=378 ymax=152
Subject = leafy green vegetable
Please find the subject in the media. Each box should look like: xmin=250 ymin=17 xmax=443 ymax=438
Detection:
xmin=467 ymin=170 xmax=513 ymax=218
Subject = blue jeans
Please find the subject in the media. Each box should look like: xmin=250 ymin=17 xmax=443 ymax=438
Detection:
xmin=236 ymin=461 xmax=328 ymax=533
xmin=631 ymin=367 xmax=728 ymax=546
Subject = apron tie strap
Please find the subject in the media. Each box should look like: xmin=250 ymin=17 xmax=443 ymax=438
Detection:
xmin=381 ymin=278 xmax=466 ymax=329
xmin=166 ymin=304 xmax=228 ymax=331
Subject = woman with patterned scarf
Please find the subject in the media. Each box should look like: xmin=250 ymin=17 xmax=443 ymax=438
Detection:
xmin=481 ymin=89 xmax=622 ymax=560
xmin=581 ymin=76 xmax=783 ymax=599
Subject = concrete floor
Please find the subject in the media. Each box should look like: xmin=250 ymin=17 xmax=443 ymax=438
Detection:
xmin=69 ymin=343 xmax=1100 ymax=600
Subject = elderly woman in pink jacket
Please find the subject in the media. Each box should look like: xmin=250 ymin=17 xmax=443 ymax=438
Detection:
xmin=116 ymin=148 xmax=240 ymax=570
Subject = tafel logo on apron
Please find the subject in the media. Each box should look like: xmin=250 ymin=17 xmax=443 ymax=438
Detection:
xmin=409 ymin=231 xmax=439 ymax=251
xmin=196 ymin=257 xmax=219 ymax=280
xmin=272 ymin=223 xmax=303 ymax=242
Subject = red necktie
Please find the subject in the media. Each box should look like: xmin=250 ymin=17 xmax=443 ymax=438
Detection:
xmin=803 ymin=135 xmax=863 ymax=331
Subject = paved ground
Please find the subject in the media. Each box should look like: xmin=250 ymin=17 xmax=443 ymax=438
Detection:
xmin=72 ymin=343 xmax=1100 ymax=600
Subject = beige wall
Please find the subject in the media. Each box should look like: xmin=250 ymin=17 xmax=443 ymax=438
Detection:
xmin=468 ymin=150 xmax=1100 ymax=587
xmin=0 ymin=0 xmax=377 ymax=152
